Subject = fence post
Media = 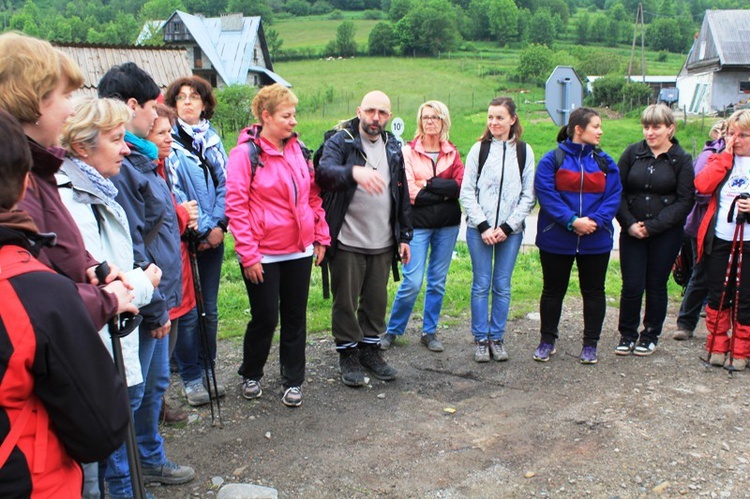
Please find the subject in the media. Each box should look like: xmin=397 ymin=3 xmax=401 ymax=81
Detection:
xmin=701 ymin=111 xmax=705 ymax=133
xmin=683 ymin=106 xmax=687 ymax=126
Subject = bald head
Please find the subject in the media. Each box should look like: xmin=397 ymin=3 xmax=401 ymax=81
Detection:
xmin=357 ymin=90 xmax=392 ymax=140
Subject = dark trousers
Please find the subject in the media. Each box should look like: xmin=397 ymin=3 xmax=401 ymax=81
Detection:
xmin=705 ymin=237 xmax=750 ymax=325
xmin=618 ymin=225 xmax=684 ymax=343
xmin=238 ymin=256 xmax=313 ymax=388
xmin=329 ymin=249 xmax=392 ymax=348
xmin=676 ymin=237 xmax=709 ymax=332
xmin=539 ymin=250 xmax=610 ymax=346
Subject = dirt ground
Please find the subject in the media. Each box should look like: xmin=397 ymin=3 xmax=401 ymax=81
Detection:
xmin=156 ymin=298 xmax=750 ymax=498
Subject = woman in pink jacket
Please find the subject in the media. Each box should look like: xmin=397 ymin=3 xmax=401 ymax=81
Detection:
xmin=226 ymin=84 xmax=330 ymax=407
xmin=380 ymin=100 xmax=464 ymax=353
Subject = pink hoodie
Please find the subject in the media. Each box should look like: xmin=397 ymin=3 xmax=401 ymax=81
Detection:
xmin=225 ymin=125 xmax=330 ymax=268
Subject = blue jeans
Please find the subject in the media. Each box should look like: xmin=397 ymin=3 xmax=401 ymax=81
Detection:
xmin=106 ymin=330 xmax=169 ymax=498
xmin=175 ymin=243 xmax=223 ymax=383
xmin=466 ymin=228 xmax=523 ymax=341
xmin=386 ymin=225 xmax=459 ymax=335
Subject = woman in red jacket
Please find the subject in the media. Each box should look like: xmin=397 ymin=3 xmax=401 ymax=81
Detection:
xmin=695 ymin=109 xmax=750 ymax=370
xmin=225 ymin=84 xmax=330 ymax=407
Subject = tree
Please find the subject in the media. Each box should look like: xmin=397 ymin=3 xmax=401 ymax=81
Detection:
xmin=325 ymin=20 xmax=357 ymax=56
xmin=605 ymin=17 xmax=621 ymax=46
xmin=576 ymin=13 xmax=590 ymax=45
xmin=227 ymin=0 xmax=274 ymax=22
xmin=368 ymin=21 xmax=396 ymax=55
xmin=647 ymin=18 xmax=682 ymax=52
xmin=265 ymin=28 xmax=283 ymax=61
xmin=389 ymin=0 xmax=412 ymax=22
xmin=311 ymin=1 xmax=334 ymax=14
xmin=213 ymin=84 xmax=256 ymax=137
xmin=528 ymin=8 xmax=556 ymax=46
xmin=396 ymin=0 xmax=460 ymax=56
xmin=589 ymin=13 xmax=607 ymax=43
xmin=183 ymin=0 xmax=227 ymax=16
xmin=467 ymin=0 xmax=492 ymax=40
xmin=516 ymin=8 xmax=531 ymax=43
xmin=139 ymin=0 xmax=185 ymax=21
xmin=488 ymin=0 xmax=518 ymax=46
xmin=516 ymin=43 xmax=553 ymax=83
xmin=286 ymin=0 xmax=311 ymax=16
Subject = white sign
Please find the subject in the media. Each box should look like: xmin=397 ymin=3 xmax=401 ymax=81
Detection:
xmin=390 ymin=117 xmax=405 ymax=145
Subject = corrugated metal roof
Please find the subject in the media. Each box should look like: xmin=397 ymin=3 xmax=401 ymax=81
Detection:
xmin=687 ymin=10 xmax=750 ymax=68
xmin=55 ymin=43 xmax=192 ymax=95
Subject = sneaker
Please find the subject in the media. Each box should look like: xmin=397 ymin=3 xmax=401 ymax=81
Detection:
xmin=672 ymin=329 xmax=694 ymax=341
xmin=339 ymin=351 xmax=365 ymax=387
xmin=281 ymin=386 xmax=302 ymax=407
xmin=203 ymin=369 xmax=226 ymax=398
xmin=489 ymin=339 xmax=509 ymax=361
xmin=474 ymin=340 xmax=490 ymax=363
xmin=242 ymin=378 xmax=262 ymax=400
xmin=532 ymin=342 xmax=556 ymax=362
xmin=142 ymin=459 xmax=195 ymax=485
xmin=182 ymin=379 xmax=210 ymax=407
xmin=359 ymin=346 xmax=397 ymax=380
xmin=379 ymin=332 xmax=397 ymax=350
xmin=633 ymin=339 xmax=657 ymax=356
xmin=615 ymin=338 xmax=635 ymax=356
xmin=709 ymin=352 xmax=726 ymax=367
xmin=725 ymin=356 xmax=748 ymax=371
xmin=579 ymin=345 xmax=598 ymax=364
xmin=421 ymin=333 xmax=444 ymax=352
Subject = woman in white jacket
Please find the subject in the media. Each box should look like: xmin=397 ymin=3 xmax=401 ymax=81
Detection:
xmin=57 ymin=97 xmax=160 ymax=496
xmin=459 ymin=97 xmax=536 ymax=363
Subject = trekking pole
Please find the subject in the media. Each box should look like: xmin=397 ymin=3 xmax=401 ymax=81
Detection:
xmin=726 ymin=216 xmax=746 ymax=376
xmin=95 ymin=262 xmax=147 ymax=499
xmin=187 ymin=231 xmax=223 ymax=428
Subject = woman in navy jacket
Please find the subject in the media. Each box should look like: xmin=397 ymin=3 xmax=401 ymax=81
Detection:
xmin=615 ymin=104 xmax=693 ymax=357
xmin=534 ymin=107 xmax=621 ymax=364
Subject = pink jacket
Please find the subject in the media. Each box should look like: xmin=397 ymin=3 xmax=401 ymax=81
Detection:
xmin=225 ymin=126 xmax=330 ymax=268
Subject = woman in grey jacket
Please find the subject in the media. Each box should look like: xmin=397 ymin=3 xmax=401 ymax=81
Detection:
xmin=459 ymin=97 xmax=536 ymax=363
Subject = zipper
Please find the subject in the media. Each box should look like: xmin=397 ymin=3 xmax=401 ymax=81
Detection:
xmin=493 ymin=142 xmax=506 ymax=230
xmin=575 ymin=150 xmax=584 ymax=253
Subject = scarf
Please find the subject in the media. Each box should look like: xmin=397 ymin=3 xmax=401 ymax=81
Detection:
xmin=124 ymin=130 xmax=158 ymax=160
xmin=71 ymin=157 xmax=129 ymax=230
xmin=178 ymin=118 xmax=211 ymax=156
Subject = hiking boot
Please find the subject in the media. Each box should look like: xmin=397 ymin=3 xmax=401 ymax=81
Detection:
xmin=242 ymin=378 xmax=262 ymax=400
xmin=281 ymin=386 xmax=303 ymax=407
xmin=532 ymin=342 xmax=556 ymax=362
xmin=672 ymin=329 xmax=694 ymax=341
xmin=633 ymin=339 xmax=657 ymax=356
xmin=489 ymin=339 xmax=509 ymax=361
xmin=182 ymin=379 xmax=210 ymax=407
xmin=203 ymin=369 xmax=226 ymax=398
xmin=615 ymin=338 xmax=635 ymax=356
xmin=359 ymin=346 xmax=398 ymax=380
xmin=725 ymin=356 xmax=748 ymax=371
xmin=579 ymin=345 xmax=598 ymax=365
xmin=421 ymin=333 xmax=444 ymax=352
xmin=379 ymin=332 xmax=397 ymax=350
xmin=160 ymin=397 xmax=187 ymax=425
xmin=709 ymin=352 xmax=726 ymax=367
xmin=339 ymin=350 xmax=365 ymax=387
xmin=142 ymin=459 xmax=195 ymax=485
xmin=474 ymin=340 xmax=490 ymax=363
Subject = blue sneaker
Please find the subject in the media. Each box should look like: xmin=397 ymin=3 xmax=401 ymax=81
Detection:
xmin=579 ymin=345 xmax=598 ymax=364
xmin=533 ymin=342 xmax=556 ymax=362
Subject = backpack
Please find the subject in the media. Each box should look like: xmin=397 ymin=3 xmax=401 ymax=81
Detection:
xmin=672 ymin=237 xmax=694 ymax=292
xmin=244 ymin=137 xmax=312 ymax=178
xmin=312 ymin=118 xmax=358 ymax=171
xmin=477 ymin=140 xmax=527 ymax=181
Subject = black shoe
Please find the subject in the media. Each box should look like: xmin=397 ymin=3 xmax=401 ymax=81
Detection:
xmin=359 ymin=345 xmax=397 ymax=381
xmin=339 ymin=350 xmax=365 ymax=387
xmin=615 ymin=337 xmax=635 ymax=356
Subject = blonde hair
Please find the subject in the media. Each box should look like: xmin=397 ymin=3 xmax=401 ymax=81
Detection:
xmin=415 ymin=100 xmax=451 ymax=142
xmin=640 ymin=104 xmax=676 ymax=130
xmin=709 ymin=120 xmax=727 ymax=141
xmin=0 ymin=32 xmax=83 ymax=123
xmin=251 ymin=83 xmax=298 ymax=124
xmin=61 ymin=98 xmax=131 ymax=158
xmin=727 ymin=109 xmax=750 ymax=134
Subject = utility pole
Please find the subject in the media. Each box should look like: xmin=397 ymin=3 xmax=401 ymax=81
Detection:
xmin=628 ymin=2 xmax=646 ymax=83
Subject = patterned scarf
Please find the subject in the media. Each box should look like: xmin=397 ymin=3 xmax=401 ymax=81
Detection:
xmin=71 ymin=157 xmax=129 ymax=230
xmin=178 ymin=118 xmax=211 ymax=156
xmin=124 ymin=130 xmax=158 ymax=160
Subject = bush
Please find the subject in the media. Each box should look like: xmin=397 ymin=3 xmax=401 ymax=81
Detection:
xmin=311 ymin=1 xmax=334 ymax=14
xmin=213 ymin=84 xmax=256 ymax=137
xmin=516 ymin=43 xmax=553 ymax=85
xmin=362 ymin=9 xmax=381 ymax=19
xmin=656 ymin=51 xmax=668 ymax=62
xmin=329 ymin=9 xmax=344 ymax=19
xmin=592 ymin=74 xmax=625 ymax=107
xmin=368 ymin=21 xmax=396 ymax=56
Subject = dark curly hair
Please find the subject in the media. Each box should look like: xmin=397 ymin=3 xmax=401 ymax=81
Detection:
xmin=164 ymin=75 xmax=217 ymax=120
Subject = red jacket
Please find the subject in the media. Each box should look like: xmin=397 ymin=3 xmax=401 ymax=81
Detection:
xmin=695 ymin=151 xmax=734 ymax=260
xmin=225 ymin=126 xmax=330 ymax=268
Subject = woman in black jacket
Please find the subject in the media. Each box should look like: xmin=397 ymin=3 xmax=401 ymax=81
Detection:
xmin=615 ymin=104 xmax=694 ymax=356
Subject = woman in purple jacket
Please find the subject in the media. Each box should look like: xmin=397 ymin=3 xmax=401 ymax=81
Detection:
xmin=533 ymin=107 xmax=622 ymax=365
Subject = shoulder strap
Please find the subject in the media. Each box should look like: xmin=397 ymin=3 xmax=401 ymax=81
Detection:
xmin=552 ymin=147 xmax=608 ymax=174
xmin=517 ymin=140 xmax=527 ymax=177
xmin=477 ymin=140 xmax=491 ymax=180
xmin=0 ymin=245 xmax=52 ymax=281
xmin=553 ymin=147 xmax=566 ymax=171
xmin=246 ymin=141 xmax=264 ymax=178
xmin=172 ymin=131 xmax=220 ymax=188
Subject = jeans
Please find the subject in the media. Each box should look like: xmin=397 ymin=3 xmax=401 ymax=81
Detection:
xmin=239 ymin=256 xmax=312 ymax=388
xmin=618 ymin=225 xmax=684 ymax=343
xmin=466 ymin=228 xmax=523 ymax=341
xmin=175 ymin=243 xmax=223 ymax=383
xmin=106 ymin=330 xmax=169 ymax=498
xmin=539 ymin=251 xmax=611 ymax=346
xmin=387 ymin=225 xmax=459 ymax=336
xmin=677 ymin=237 xmax=708 ymax=332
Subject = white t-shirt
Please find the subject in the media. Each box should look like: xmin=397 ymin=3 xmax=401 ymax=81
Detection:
xmin=716 ymin=156 xmax=750 ymax=241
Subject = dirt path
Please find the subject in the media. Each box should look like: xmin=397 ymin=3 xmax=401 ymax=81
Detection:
xmin=156 ymin=300 xmax=750 ymax=498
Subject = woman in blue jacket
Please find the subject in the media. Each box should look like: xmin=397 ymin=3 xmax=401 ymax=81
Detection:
xmin=534 ymin=107 xmax=622 ymax=364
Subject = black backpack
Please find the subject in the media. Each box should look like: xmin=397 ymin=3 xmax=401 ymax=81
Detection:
xmin=312 ymin=118 xmax=358 ymax=171
xmin=551 ymin=146 xmax=610 ymax=174
xmin=476 ymin=139 xmax=527 ymax=181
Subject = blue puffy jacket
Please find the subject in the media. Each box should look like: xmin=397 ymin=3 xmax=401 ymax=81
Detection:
xmin=535 ymin=139 xmax=622 ymax=255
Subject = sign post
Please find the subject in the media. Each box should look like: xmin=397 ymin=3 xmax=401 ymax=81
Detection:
xmin=545 ymin=66 xmax=583 ymax=126
xmin=390 ymin=117 xmax=405 ymax=146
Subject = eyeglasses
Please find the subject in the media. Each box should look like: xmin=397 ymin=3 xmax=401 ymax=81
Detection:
xmin=421 ymin=115 xmax=441 ymax=122
xmin=728 ymin=131 xmax=750 ymax=140
xmin=175 ymin=93 xmax=201 ymax=102
xmin=362 ymin=108 xmax=390 ymax=119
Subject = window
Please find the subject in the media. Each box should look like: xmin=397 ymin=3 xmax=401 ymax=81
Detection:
xmin=194 ymin=48 xmax=202 ymax=69
xmin=741 ymin=81 xmax=750 ymax=94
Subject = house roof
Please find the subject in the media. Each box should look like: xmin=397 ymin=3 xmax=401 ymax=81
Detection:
xmin=55 ymin=43 xmax=192 ymax=97
xmin=686 ymin=10 xmax=750 ymax=69
xmin=162 ymin=11 xmax=290 ymax=87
